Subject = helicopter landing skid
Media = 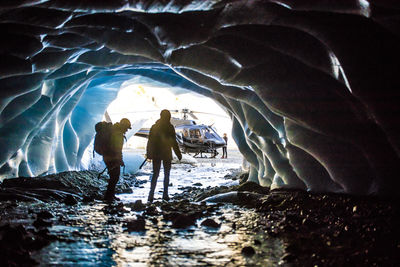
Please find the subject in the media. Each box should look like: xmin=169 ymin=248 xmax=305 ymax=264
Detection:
xmin=192 ymin=150 xmax=219 ymax=159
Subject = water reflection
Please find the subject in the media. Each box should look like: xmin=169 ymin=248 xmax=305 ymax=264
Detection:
xmin=105 ymin=205 xmax=283 ymax=266
xmin=28 ymin=200 xmax=284 ymax=266
xmin=28 ymin=150 xmax=284 ymax=265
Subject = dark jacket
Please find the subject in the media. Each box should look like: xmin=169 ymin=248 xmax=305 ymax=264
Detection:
xmin=103 ymin=122 xmax=125 ymax=163
xmin=147 ymin=119 xmax=181 ymax=160
xmin=223 ymin=136 xmax=228 ymax=145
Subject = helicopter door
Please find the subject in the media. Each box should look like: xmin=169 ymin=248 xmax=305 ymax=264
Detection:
xmin=203 ymin=128 xmax=213 ymax=139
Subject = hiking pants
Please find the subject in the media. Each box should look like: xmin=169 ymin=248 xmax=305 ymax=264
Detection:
xmin=148 ymin=159 xmax=171 ymax=200
xmin=105 ymin=160 xmax=120 ymax=199
xmin=222 ymin=146 xmax=227 ymax=158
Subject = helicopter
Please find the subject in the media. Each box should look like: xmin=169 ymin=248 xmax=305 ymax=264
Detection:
xmin=134 ymin=109 xmax=227 ymax=158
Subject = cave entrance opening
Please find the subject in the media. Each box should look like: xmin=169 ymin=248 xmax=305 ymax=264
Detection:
xmin=81 ymin=81 xmax=243 ymax=203
xmin=106 ymin=82 xmax=236 ymax=151
xmin=84 ymin=81 xmax=243 ymax=202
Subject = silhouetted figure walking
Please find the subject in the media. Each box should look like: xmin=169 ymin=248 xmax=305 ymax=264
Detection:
xmin=95 ymin=118 xmax=131 ymax=201
xmin=222 ymin=133 xmax=228 ymax=158
xmin=146 ymin=110 xmax=182 ymax=202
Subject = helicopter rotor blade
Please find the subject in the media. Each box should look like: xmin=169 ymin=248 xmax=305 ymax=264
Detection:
xmin=104 ymin=111 xmax=112 ymax=123
xmin=190 ymin=110 xmax=229 ymax=118
xmin=188 ymin=112 xmax=198 ymax=120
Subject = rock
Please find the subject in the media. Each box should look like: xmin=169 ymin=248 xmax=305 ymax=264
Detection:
xmin=0 ymin=224 xmax=27 ymax=243
xmin=143 ymin=205 xmax=158 ymax=216
xmin=203 ymin=192 xmax=239 ymax=203
xmin=254 ymin=239 xmax=261 ymax=246
xmin=125 ymin=216 xmax=146 ymax=232
xmin=261 ymin=194 xmax=286 ymax=208
xmin=64 ymin=195 xmax=78 ymax=205
xmin=239 ymin=172 xmax=249 ymax=184
xmin=237 ymin=181 xmax=269 ymax=194
xmin=82 ymin=195 xmax=95 ymax=202
xmin=241 ymin=246 xmax=255 ymax=256
xmin=28 ymin=233 xmax=52 ymax=250
xmin=171 ymin=214 xmax=197 ymax=228
xmin=129 ymin=200 xmax=146 ymax=211
xmin=119 ymin=187 xmax=133 ymax=194
xmin=301 ymin=218 xmax=319 ymax=229
xmin=0 ymin=224 xmax=39 ymax=266
xmin=103 ymin=202 xmax=128 ymax=215
xmin=203 ymin=191 xmax=263 ymax=205
xmin=281 ymin=252 xmax=296 ymax=262
xmin=1 ymin=171 xmax=105 ymax=199
xmin=193 ymin=183 xmax=203 ymax=186
xmin=162 ymin=211 xmax=181 ymax=221
xmin=200 ymin=218 xmax=220 ymax=228
xmin=33 ymin=218 xmax=52 ymax=228
xmin=36 ymin=210 xmax=54 ymax=219
xmin=150 ymin=218 xmax=158 ymax=224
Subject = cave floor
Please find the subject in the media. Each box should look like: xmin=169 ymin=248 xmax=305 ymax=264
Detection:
xmin=24 ymin=201 xmax=283 ymax=266
xmin=1 ymin=149 xmax=399 ymax=266
xmin=1 ymin=150 xmax=284 ymax=266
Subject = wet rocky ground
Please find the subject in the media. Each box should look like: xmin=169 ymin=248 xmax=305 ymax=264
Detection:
xmin=0 ymin=173 xmax=283 ymax=266
xmin=0 ymin=151 xmax=399 ymax=266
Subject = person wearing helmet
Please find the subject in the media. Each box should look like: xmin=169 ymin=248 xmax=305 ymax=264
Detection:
xmin=146 ymin=109 xmax=182 ymax=202
xmin=103 ymin=118 xmax=131 ymax=201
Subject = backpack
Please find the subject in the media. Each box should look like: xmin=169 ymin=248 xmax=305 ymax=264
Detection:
xmin=93 ymin=121 xmax=113 ymax=156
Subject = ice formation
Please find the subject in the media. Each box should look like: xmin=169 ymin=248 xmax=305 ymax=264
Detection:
xmin=0 ymin=0 xmax=399 ymax=196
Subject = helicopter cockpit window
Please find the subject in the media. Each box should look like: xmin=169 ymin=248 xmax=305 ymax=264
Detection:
xmin=190 ymin=129 xmax=201 ymax=138
xmin=203 ymin=129 xmax=212 ymax=139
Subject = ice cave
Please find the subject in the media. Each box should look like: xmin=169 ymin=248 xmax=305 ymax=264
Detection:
xmin=0 ymin=1 xmax=399 ymax=266
xmin=2 ymin=0 xmax=400 ymax=196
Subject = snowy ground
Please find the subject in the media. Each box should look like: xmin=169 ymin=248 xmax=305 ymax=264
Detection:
xmin=118 ymin=148 xmax=244 ymax=203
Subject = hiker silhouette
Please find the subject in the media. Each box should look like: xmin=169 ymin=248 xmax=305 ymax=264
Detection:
xmin=96 ymin=118 xmax=131 ymax=201
xmin=146 ymin=109 xmax=182 ymax=202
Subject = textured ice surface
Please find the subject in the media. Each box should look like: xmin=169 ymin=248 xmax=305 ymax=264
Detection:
xmin=0 ymin=0 xmax=400 ymax=196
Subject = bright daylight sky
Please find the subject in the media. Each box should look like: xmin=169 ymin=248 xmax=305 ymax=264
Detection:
xmin=106 ymin=83 xmax=237 ymax=149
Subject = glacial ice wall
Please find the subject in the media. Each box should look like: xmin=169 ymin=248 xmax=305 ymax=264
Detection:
xmin=0 ymin=0 xmax=399 ymax=196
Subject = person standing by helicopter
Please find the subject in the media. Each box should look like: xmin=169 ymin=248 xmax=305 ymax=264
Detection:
xmin=146 ymin=109 xmax=182 ymax=202
xmin=222 ymin=133 xmax=228 ymax=159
